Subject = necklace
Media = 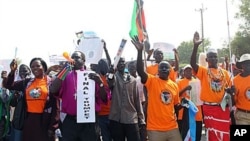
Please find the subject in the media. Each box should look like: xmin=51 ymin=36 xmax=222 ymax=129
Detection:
xmin=72 ymin=70 xmax=77 ymax=100
xmin=207 ymin=68 xmax=227 ymax=92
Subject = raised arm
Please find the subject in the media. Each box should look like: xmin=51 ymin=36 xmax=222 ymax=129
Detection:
xmin=173 ymin=48 xmax=179 ymax=72
xmin=190 ymin=32 xmax=203 ymax=73
xmin=102 ymin=39 xmax=112 ymax=67
xmin=131 ymin=36 xmax=147 ymax=84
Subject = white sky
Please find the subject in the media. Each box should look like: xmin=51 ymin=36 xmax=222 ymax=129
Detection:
xmin=0 ymin=0 xmax=240 ymax=67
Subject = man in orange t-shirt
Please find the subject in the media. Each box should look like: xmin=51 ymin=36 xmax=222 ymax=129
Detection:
xmin=190 ymin=32 xmax=231 ymax=141
xmin=177 ymin=65 xmax=203 ymax=141
xmin=233 ymin=53 xmax=250 ymax=125
xmin=146 ymin=48 xmax=178 ymax=82
xmin=132 ymin=37 xmax=182 ymax=141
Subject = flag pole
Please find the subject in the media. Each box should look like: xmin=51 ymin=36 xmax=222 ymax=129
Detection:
xmin=226 ymin=0 xmax=234 ymax=83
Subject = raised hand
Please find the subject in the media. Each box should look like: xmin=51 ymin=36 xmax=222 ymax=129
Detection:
xmin=101 ymin=39 xmax=106 ymax=48
xmin=173 ymin=48 xmax=178 ymax=54
xmin=1 ymin=71 xmax=7 ymax=79
xmin=10 ymin=59 xmax=18 ymax=72
xmin=131 ymin=36 xmax=144 ymax=51
xmin=193 ymin=31 xmax=203 ymax=47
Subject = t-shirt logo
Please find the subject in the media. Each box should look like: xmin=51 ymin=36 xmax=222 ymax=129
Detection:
xmin=245 ymin=88 xmax=250 ymax=100
xmin=29 ymin=88 xmax=41 ymax=98
xmin=211 ymin=80 xmax=222 ymax=92
xmin=161 ymin=90 xmax=172 ymax=104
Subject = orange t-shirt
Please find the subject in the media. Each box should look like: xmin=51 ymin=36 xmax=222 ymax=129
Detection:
xmin=146 ymin=64 xmax=176 ymax=82
xmin=195 ymin=66 xmax=231 ymax=103
xmin=98 ymin=75 xmax=111 ymax=116
xmin=177 ymin=78 xmax=203 ymax=121
xmin=25 ymin=78 xmax=48 ymax=113
xmin=233 ymin=75 xmax=250 ymax=110
xmin=145 ymin=74 xmax=180 ymax=131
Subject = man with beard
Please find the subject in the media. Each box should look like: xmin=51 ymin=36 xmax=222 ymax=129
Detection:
xmin=131 ymin=37 xmax=182 ymax=141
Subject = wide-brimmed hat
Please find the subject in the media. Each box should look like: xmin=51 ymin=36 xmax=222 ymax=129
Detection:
xmin=236 ymin=53 xmax=250 ymax=69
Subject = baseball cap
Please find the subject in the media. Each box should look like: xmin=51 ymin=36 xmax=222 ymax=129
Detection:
xmin=183 ymin=64 xmax=192 ymax=71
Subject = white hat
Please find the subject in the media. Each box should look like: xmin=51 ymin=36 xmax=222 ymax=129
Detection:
xmin=183 ymin=64 xmax=192 ymax=70
xmin=206 ymin=48 xmax=218 ymax=54
xmin=236 ymin=53 xmax=250 ymax=69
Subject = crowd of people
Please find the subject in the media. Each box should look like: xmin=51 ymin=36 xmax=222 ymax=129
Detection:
xmin=0 ymin=32 xmax=249 ymax=141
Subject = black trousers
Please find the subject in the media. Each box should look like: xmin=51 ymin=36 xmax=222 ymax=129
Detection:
xmin=109 ymin=120 xmax=140 ymax=141
xmin=62 ymin=115 xmax=98 ymax=141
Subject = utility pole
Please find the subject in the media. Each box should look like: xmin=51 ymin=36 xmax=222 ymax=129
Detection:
xmin=196 ymin=3 xmax=207 ymax=52
xmin=226 ymin=0 xmax=233 ymax=74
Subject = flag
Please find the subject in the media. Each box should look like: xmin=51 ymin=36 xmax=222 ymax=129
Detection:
xmin=129 ymin=0 xmax=147 ymax=42
xmin=181 ymin=100 xmax=198 ymax=141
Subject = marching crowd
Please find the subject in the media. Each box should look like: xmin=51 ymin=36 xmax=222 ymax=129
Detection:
xmin=0 ymin=32 xmax=249 ymax=141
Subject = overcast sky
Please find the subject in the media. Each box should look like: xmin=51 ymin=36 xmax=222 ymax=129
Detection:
xmin=0 ymin=0 xmax=240 ymax=66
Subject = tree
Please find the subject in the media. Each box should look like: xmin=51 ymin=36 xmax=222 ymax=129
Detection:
xmin=235 ymin=0 xmax=250 ymax=36
xmin=231 ymin=32 xmax=250 ymax=57
xmin=230 ymin=0 xmax=250 ymax=57
xmin=177 ymin=38 xmax=211 ymax=65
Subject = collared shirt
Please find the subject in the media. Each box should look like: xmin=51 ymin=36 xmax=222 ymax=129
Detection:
xmin=108 ymin=72 xmax=145 ymax=124
xmin=60 ymin=68 xmax=109 ymax=116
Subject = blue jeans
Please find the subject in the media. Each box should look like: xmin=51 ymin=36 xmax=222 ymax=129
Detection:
xmin=10 ymin=128 xmax=22 ymax=141
xmin=98 ymin=115 xmax=112 ymax=141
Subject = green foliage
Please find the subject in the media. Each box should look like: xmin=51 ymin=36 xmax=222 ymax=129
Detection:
xmin=235 ymin=0 xmax=250 ymax=33
xmin=231 ymin=31 xmax=250 ymax=57
xmin=217 ymin=48 xmax=230 ymax=63
xmin=230 ymin=0 xmax=250 ymax=57
xmin=177 ymin=38 xmax=211 ymax=65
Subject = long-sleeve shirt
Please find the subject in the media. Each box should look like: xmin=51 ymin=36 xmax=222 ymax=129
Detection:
xmin=108 ymin=72 xmax=145 ymax=124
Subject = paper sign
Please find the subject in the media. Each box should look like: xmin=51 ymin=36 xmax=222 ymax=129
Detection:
xmin=77 ymin=38 xmax=103 ymax=64
xmin=153 ymin=42 xmax=175 ymax=61
xmin=76 ymin=70 xmax=96 ymax=123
